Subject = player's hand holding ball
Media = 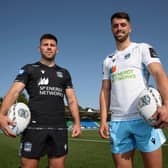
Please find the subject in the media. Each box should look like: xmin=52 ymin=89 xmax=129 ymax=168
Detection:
xmin=7 ymin=102 xmax=31 ymax=135
xmin=137 ymin=87 xmax=162 ymax=126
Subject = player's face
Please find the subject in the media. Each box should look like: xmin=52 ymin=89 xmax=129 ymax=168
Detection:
xmin=39 ymin=39 xmax=58 ymax=61
xmin=111 ymin=18 xmax=131 ymax=43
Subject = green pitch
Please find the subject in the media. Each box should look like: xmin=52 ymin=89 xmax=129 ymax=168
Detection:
xmin=0 ymin=129 xmax=168 ymax=168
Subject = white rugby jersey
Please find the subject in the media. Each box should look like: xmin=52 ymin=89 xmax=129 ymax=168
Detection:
xmin=102 ymin=42 xmax=160 ymax=121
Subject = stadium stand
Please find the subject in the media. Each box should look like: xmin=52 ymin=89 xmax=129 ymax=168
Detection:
xmin=80 ymin=120 xmax=99 ymax=129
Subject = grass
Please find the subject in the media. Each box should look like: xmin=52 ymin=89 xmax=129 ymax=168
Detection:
xmin=0 ymin=129 xmax=168 ymax=168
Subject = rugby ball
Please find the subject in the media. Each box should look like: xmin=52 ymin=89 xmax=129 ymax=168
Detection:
xmin=137 ymin=87 xmax=162 ymax=126
xmin=7 ymin=102 xmax=31 ymax=135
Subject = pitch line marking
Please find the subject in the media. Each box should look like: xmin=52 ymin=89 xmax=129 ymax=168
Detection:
xmin=70 ymin=138 xmax=110 ymax=143
xmin=69 ymin=138 xmax=168 ymax=146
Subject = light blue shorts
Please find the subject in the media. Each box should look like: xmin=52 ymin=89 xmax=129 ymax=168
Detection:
xmin=109 ymin=119 xmax=166 ymax=154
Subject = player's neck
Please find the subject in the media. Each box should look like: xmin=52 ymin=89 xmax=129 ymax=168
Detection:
xmin=40 ymin=59 xmax=55 ymax=67
xmin=116 ymin=38 xmax=131 ymax=51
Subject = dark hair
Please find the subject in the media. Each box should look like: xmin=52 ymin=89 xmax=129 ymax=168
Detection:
xmin=110 ymin=12 xmax=130 ymax=24
xmin=40 ymin=33 xmax=58 ymax=44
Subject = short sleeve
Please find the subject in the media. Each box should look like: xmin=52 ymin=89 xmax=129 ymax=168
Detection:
xmin=141 ymin=43 xmax=161 ymax=66
xmin=64 ymin=69 xmax=73 ymax=89
xmin=102 ymin=58 xmax=110 ymax=80
xmin=14 ymin=65 xmax=30 ymax=84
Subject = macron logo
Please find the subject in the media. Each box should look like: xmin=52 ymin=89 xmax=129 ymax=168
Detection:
xmin=38 ymin=77 xmax=49 ymax=86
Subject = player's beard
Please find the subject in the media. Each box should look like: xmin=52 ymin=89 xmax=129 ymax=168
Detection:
xmin=41 ymin=53 xmax=56 ymax=61
xmin=114 ymin=31 xmax=129 ymax=43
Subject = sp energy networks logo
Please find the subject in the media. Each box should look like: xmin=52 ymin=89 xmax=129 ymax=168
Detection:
xmin=38 ymin=77 xmax=49 ymax=86
xmin=38 ymin=77 xmax=64 ymax=98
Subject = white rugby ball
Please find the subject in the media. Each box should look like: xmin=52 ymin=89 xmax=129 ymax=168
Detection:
xmin=7 ymin=102 xmax=31 ymax=135
xmin=137 ymin=87 xmax=162 ymax=126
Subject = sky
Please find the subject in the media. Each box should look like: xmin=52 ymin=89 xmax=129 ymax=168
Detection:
xmin=0 ymin=0 xmax=168 ymax=109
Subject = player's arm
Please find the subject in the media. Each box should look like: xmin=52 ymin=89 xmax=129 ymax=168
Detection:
xmin=0 ymin=82 xmax=25 ymax=136
xmin=99 ymin=79 xmax=111 ymax=139
xmin=65 ymin=88 xmax=81 ymax=137
xmin=148 ymin=62 xmax=168 ymax=128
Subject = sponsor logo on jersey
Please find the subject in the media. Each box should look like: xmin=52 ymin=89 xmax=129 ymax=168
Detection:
xmin=109 ymin=56 xmax=117 ymax=74
xmin=38 ymin=77 xmax=49 ymax=86
xmin=149 ymin=48 xmax=158 ymax=58
xmin=109 ymin=65 xmax=117 ymax=74
xmin=112 ymin=69 xmax=136 ymax=82
xmin=37 ymin=76 xmax=64 ymax=97
xmin=39 ymin=86 xmax=64 ymax=97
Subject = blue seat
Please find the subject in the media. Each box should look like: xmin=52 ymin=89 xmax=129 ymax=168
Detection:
xmin=80 ymin=121 xmax=99 ymax=129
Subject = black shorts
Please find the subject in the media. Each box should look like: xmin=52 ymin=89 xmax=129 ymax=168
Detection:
xmin=20 ymin=127 xmax=68 ymax=158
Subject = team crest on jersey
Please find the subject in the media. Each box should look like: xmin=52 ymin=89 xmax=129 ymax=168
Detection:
xmin=56 ymin=71 xmax=63 ymax=78
xmin=124 ymin=53 xmax=131 ymax=59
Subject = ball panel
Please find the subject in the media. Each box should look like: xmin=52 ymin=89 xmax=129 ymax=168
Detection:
xmin=137 ymin=87 xmax=162 ymax=126
xmin=7 ymin=102 xmax=31 ymax=135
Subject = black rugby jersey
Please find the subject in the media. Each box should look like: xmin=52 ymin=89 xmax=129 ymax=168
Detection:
xmin=15 ymin=62 xmax=73 ymax=128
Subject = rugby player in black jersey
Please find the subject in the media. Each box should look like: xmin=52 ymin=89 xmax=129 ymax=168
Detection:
xmin=0 ymin=33 xmax=81 ymax=168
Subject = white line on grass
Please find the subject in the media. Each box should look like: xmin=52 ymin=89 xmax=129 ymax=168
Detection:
xmin=69 ymin=138 xmax=109 ymax=143
xmin=69 ymin=138 xmax=168 ymax=146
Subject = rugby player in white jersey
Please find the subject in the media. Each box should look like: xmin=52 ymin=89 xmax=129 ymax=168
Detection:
xmin=99 ymin=12 xmax=168 ymax=168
